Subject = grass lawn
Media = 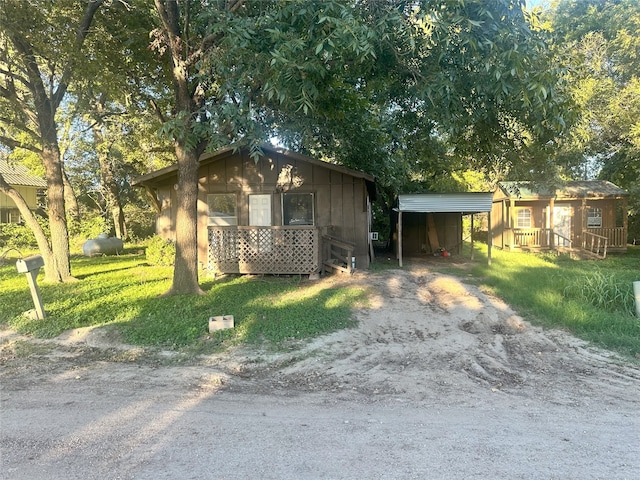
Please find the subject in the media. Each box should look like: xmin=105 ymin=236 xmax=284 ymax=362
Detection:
xmin=0 ymin=251 xmax=367 ymax=353
xmin=2 ymin=244 xmax=639 ymax=359
xmin=459 ymin=244 xmax=640 ymax=358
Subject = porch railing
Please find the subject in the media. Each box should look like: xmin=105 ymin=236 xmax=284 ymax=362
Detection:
xmin=511 ymin=228 xmax=553 ymax=247
xmin=585 ymin=227 xmax=626 ymax=249
xmin=508 ymin=227 xmax=625 ymax=253
xmin=583 ymin=231 xmax=608 ymax=259
xmin=208 ymin=226 xmax=319 ymax=274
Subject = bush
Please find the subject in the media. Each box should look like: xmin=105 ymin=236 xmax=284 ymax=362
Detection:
xmin=145 ymin=235 xmax=175 ymax=266
xmin=0 ymin=223 xmax=38 ymax=251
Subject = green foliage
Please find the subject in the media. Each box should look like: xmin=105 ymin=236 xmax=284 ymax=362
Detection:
xmin=69 ymin=215 xmax=111 ymax=243
xmin=561 ymin=268 xmax=636 ymax=317
xmin=0 ymin=253 xmax=366 ymax=351
xmin=0 ymin=223 xmax=38 ymax=250
xmin=145 ymin=236 xmax=175 ymax=266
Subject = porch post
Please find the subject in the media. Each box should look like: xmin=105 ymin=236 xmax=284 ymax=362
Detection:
xmin=398 ymin=210 xmax=403 ymax=267
xmin=470 ymin=214 xmax=475 ymax=260
xmin=623 ymin=196 xmax=628 ymax=245
xmin=487 ymin=210 xmax=492 ymax=266
xmin=549 ymin=197 xmax=555 ymax=249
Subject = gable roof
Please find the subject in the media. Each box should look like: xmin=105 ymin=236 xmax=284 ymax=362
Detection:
xmin=132 ymin=144 xmax=375 ymax=186
xmin=497 ymin=180 xmax=628 ymax=200
xmin=397 ymin=192 xmax=494 ymax=214
xmin=0 ymin=159 xmax=47 ymax=188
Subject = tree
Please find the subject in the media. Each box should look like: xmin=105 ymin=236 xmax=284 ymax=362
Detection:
xmin=148 ymin=0 xmax=381 ymax=295
xmin=145 ymin=0 xmax=568 ymax=295
xmin=0 ymin=0 xmax=106 ymax=282
xmin=546 ymin=0 xmax=640 ymax=239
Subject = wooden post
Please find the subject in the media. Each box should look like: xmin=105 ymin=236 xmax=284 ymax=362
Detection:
xmin=398 ymin=210 xmax=403 ymax=267
xmin=487 ymin=210 xmax=492 ymax=266
xmin=470 ymin=214 xmax=475 ymax=260
xmin=549 ymin=197 xmax=555 ymax=249
xmin=25 ymin=270 xmax=45 ymax=320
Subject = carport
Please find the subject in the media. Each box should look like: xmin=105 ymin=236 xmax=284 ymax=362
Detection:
xmin=395 ymin=192 xmax=494 ymax=267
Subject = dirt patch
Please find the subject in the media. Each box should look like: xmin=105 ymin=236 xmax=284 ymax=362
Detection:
xmin=2 ymin=266 xmax=640 ymax=407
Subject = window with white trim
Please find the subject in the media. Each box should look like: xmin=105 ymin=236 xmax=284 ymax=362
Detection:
xmin=516 ymin=208 xmax=532 ymax=228
xmin=207 ymin=194 xmax=237 ymax=225
xmin=282 ymin=193 xmax=314 ymax=226
xmin=587 ymin=207 xmax=602 ymax=227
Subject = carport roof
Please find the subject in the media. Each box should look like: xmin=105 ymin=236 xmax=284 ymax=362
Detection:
xmin=397 ymin=192 xmax=493 ymax=214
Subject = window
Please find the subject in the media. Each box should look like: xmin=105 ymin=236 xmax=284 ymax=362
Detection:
xmin=282 ymin=193 xmax=314 ymax=226
xmin=587 ymin=207 xmax=602 ymax=228
xmin=207 ymin=194 xmax=237 ymax=225
xmin=516 ymin=208 xmax=532 ymax=228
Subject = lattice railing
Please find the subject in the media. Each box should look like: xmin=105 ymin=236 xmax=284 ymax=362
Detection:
xmin=208 ymin=226 xmax=319 ymax=274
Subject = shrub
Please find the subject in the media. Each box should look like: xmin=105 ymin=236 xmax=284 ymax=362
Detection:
xmin=145 ymin=235 xmax=175 ymax=266
xmin=0 ymin=223 xmax=38 ymax=251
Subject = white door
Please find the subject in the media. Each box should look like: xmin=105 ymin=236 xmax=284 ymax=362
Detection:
xmin=249 ymin=194 xmax=272 ymax=226
xmin=553 ymin=205 xmax=572 ymax=247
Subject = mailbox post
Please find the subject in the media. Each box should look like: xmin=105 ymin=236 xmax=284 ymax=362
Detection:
xmin=16 ymin=255 xmax=46 ymax=320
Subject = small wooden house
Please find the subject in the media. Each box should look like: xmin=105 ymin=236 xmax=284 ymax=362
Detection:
xmin=0 ymin=159 xmax=46 ymax=224
xmin=491 ymin=180 xmax=629 ymax=255
xmin=133 ymin=145 xmax=376 ymax=275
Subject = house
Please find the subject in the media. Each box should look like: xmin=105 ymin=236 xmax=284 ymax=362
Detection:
xmin=491 ymin=180 xmax=629 ymax=256
xmin=133 ymin=145 xmax=376 ymax=275
xmin=392 ymin=192 xmax=494 ymax=266
xmin=0 ymin=159 xmax=46 ymax=224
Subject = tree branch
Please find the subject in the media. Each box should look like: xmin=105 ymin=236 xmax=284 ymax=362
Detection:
xmin=51 ymin=0 xmax=107 ymax=109
xmin=0 ymin=133 xmax=42 ymax=154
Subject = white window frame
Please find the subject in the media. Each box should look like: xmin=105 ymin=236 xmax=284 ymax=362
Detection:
xmin=587 ymin=207 xmax=602 ymax=228
xmin=516 ymin=208 xmax=532 ymax=228
xmin=207 ymin=193 xmax=237 ymax=226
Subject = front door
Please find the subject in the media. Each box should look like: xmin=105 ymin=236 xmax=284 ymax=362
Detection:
xmin=249 ymin=194 xmax=272 ymax=226
xmin=553 ymin=205 xmax=572 ymax=247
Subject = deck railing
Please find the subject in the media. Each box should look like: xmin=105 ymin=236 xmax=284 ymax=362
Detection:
xmin=208 ymin=226 xmax=319 ymax=274
xmin=585 ymin=227 xmax=626 ymax=249
xmin=512 ymin=228 xmax=552 ymax=247
xmin=583 ymin=231 xmax=608 ymax=259
xmin=507 ymin=227 xmax=625 ymax=254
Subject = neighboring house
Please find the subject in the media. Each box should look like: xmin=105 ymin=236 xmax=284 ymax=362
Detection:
xmin=492 ymin=180 xmax=629 ymax=255
xmin=0 ymin=159 xmax=46 ymax=224
xmin=133 ymin=145 xmax=376 ymax=275
xmin=392 ymin=192 xmax=494 ymax=266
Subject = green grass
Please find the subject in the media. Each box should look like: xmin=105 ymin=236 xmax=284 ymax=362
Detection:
xmin=0 ymin=251 xmax=366 ymax=352
xmin=3 ymin=244 xmax=640 ymax=359
xmin=464 ymin=244 xmax=640 ymax=358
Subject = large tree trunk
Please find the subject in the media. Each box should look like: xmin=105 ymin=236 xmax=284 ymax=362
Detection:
xmin=63 ymin=168 xmax=81 ymax=224
xmin=154 ymin=0 xmax=208 ymax=295
xmin=41 ymin=141 xmax=73 ymax=282
xmin=165 ymin=144 xmax=204 ymax=296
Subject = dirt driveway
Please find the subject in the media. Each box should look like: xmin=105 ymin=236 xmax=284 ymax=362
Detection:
xmin=2 ymin=265 xmax=640 ymax=479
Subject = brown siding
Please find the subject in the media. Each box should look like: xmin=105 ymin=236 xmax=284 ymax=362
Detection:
xmin=158 ymin=149 xmax=373 ymax=268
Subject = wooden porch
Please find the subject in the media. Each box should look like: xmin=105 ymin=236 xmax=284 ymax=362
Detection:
xmin=208 ymin=226 xmax=319 ymax=274
xmin=504 ymin=227 xmax=627 ymax=258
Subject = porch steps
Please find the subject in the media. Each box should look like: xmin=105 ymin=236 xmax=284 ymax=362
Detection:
xmin=322 ymin=235 xmax=355 ymax=275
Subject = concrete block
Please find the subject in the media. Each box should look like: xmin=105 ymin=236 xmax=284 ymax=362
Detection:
xmin=209 ymin=315 xmax=234 ymax=332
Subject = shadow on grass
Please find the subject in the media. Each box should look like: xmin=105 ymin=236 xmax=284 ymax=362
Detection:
xmin=2 ymin=254 xmax=366 ymax=352
xmin=467 ymin=244 xmax=640 ymax=357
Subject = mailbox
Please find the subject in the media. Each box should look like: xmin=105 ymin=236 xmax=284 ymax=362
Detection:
xmin=16 ymin=255 xmax=45 ymax=274
xmin=15 ymin=254 xmax=46 ymax=320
